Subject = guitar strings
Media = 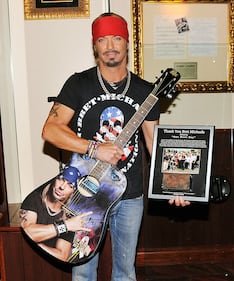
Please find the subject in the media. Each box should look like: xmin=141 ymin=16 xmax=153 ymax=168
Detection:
xmin=58 ymin=200 xmax=103 ymax=225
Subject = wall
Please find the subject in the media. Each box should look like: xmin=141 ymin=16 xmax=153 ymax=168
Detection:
xmin=2 ymin=0 xmax=234 ymax=204
xmin=160 ymin=92 xmax=232 ymax=128
xmin=0 ymin=0 xmax=25 ymax=204
xmin=24 ymin=0 xmax=103 ymax=197
xmin=5 ymin=0 xmax=131 ymax=202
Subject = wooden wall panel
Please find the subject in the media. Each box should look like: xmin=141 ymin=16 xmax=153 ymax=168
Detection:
xmin=0 ymin=117 xmax=9 ymax=226
xmin=0 ymin=228 xmax=112 ymax=281
xmin=138 ymin=129 xmax=234 ymax=250
xmin=0 ymin=129 xmax=233 ymax=281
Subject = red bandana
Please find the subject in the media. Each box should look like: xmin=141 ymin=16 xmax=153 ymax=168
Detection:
xmin=92 ymin=16 xmax=129 ymax=43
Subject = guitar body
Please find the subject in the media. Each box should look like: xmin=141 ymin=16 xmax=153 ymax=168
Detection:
xmin=65 ymin=153 xmax=127 ymax=264
xmin=21 ymin=152 xmax=127 ymax=265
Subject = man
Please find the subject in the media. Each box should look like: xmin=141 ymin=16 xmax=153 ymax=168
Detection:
xmin=20 ymin=165 xmax=91 ymax=262
xmin=42 ymin=12 xmax=190 ymax=281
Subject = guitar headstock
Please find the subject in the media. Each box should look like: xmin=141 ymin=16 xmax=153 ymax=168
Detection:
xmin=153 ymin=68 xmax=181 ymax=99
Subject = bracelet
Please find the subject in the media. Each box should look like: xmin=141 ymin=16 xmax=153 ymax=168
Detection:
xmin=54 ymin=220 xmax=68 ymax=236
xmin=86 ymin=140 xmax=99 ymax=159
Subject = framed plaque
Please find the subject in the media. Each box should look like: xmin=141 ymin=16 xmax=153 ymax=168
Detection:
xmin=148 ymin=125 xmax=214 ymax=202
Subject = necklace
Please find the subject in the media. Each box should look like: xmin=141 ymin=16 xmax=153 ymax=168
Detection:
xmin=45 ymin=197 xmax=62 ymax=217
xmin=108 ymin=81 xmax=124 ymax=90
xmin=97 ymin=67 xmax=131 ymax=99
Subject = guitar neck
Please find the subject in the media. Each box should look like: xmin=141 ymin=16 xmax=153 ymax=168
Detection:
xmin=89 ymin=161 xmax=110 ymax=181
xmin=114 ymin=93 xmax=158 ymax=148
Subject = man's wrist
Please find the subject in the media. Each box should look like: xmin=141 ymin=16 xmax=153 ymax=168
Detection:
xmin=54 ymin=220 xmax=68 ymax=236
xmin=86 ymin=140 xmax=99 ymax=159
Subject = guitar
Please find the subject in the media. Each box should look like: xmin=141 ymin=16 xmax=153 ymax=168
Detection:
xmin=22 ymin=68 xmax=180 ymax=264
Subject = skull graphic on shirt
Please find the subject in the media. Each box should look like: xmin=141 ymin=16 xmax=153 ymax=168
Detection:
xmin=94 ymin=106 xmax=134 ymax=161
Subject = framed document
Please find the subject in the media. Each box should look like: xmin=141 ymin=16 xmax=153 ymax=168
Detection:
xmin=132 ymin=0 xmax=234 ymax=93
xmin=148 ymin=125 xmax=214 ymax=202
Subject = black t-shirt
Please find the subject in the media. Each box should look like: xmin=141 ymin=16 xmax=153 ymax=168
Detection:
xmin=56 ymin=67 xmax=160 ymax=199
xmin=21 ymin=182 xmax=74 ymax=247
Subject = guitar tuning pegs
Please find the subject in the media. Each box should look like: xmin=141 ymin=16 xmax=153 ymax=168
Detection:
xmin=166 ymin=93 xmax=173 ymax=99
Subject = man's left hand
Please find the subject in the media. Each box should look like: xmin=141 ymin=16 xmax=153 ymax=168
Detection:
xmin=168 ymin=196 xmax=190 ymax=207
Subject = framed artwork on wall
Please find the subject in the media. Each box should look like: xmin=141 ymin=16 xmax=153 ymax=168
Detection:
xmin=132 ymin=0 xmax=234 ymax=93
xmin=24 ymin=0 xmax=90 ymax=20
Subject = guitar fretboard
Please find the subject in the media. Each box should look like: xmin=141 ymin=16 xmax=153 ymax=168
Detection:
xmin=114 ymin=93 xmax=158 ymax=148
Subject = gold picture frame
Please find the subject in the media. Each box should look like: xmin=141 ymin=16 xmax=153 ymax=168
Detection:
xmin=24 ymin=0 xmax=89 ymax=20
xmin=132 ymin=0 xmax=234 ymax=93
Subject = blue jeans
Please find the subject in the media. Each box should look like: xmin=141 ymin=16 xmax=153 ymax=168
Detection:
xmin=72 ymin=196 xmax=144 ymax=281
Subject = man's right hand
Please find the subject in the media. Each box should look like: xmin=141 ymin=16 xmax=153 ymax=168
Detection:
xmin=95 ymin=142 xmax=123 ymax=166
